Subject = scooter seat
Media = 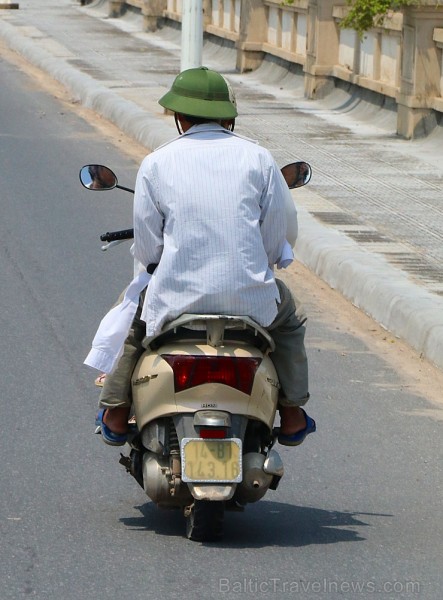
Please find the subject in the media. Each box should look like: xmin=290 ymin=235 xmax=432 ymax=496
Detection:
xmin=144 ymin=314 xmax=275 ymax=352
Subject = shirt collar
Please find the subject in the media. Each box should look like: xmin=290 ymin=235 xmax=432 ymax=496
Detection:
xmin=182 ymin=123 xmax=232 ymax=137
xmin=180 ymin=122 xmax=258 ymax=145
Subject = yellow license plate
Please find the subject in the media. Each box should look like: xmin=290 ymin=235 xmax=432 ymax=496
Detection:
xmin=181 ymin=438 xmax=242 ymax=483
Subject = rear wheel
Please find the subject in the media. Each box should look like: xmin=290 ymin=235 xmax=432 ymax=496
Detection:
xmin=185 ymin=500 xmax=224 ymax=542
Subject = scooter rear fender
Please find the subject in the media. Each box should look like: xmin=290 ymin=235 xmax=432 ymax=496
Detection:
xmin=131 ymin=341 xmax=280 ymax=430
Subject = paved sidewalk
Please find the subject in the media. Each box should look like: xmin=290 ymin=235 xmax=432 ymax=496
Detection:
xmin=1 ymin=0 xmax=443 ymax=369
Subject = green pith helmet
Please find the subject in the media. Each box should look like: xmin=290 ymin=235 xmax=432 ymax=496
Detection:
xmin=159 ymin=67 xmax=238 ymax=119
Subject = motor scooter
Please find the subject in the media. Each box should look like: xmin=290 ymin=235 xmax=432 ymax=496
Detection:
xmin=80 ymin=161 xmax=312 ymax=541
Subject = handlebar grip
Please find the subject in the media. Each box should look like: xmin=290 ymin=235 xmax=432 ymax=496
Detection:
xmin=100 ymin=228 xmax=134 ymax=242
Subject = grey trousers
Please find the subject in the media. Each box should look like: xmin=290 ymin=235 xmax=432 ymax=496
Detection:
xmin=99 ymin=279 xmax=309 ymax=409
xmin=269 ymin=279 xmax=309 ymax=407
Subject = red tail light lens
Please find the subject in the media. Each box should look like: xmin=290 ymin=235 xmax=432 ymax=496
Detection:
xmin=161 ymin=355 xmax=262 ymax=395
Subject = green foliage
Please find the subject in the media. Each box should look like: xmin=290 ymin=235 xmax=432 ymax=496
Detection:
xmin=340 ymin=0 xmax=419 ymax=37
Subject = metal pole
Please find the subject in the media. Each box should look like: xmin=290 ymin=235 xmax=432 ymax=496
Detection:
xmin=180 ymin=0 xmax=203 ymax=72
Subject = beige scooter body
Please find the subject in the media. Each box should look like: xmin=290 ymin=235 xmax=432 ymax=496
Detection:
xmin=124 ymin=314 xmax=285 ymax=539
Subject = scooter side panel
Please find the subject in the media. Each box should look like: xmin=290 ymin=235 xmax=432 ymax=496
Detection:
xmin=249 ymin=357 xmax=280 ymax=427
xmin=131 ymin=353 xmax=176 ymax=426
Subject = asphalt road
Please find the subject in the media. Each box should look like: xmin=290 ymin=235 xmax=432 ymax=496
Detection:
xmin=0 ymin=55 xmax=442 ymax=600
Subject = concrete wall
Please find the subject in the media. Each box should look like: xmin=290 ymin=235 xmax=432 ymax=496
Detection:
xmin=107 ymin=0 xmax=443 ymax=139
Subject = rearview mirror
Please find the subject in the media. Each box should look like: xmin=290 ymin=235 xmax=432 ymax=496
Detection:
xmin=281 ymin=161 xmax=312 ymax=189
xmin=79 ymin=165 xmax=118 ymax=190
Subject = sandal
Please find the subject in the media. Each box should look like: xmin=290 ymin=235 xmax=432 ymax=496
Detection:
xmin=278 ymin=408 xmax=316 ymax=447
xmin=95 ymin=408 xmax=128 ymax=446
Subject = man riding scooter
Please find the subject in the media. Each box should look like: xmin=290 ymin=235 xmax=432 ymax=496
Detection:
xmin=94 ymin=67 xmax=316 ymax=448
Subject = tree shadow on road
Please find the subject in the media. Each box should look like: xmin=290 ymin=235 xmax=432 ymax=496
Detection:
xmin=120 ymin=500 xmax=390 ymax=548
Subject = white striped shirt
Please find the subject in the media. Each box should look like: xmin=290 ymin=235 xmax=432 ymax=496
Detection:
xmin=133 ymin=123 xmax=296 ymax=336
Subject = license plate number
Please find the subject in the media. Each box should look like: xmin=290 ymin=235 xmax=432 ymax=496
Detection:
xmin=181 ymin=438 xmax=242 ymax=483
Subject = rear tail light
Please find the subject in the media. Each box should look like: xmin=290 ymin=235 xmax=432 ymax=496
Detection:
xmin=161 ymin=354 xmax=262 ymax=395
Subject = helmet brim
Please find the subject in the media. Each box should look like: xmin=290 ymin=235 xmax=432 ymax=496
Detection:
xmin=159 ymin=90 xmax=238 ymax=120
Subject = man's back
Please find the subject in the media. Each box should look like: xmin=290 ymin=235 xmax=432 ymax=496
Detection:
xmin=134 ymin=123 xmax=290 ymax=336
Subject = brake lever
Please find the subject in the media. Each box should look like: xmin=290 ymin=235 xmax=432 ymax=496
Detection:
xmin=101 ymin=240 xmax=127 ymax=251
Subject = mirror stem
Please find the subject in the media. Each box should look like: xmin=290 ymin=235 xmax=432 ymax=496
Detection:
xmin=116 ymin=184 xmax=135 ymax=194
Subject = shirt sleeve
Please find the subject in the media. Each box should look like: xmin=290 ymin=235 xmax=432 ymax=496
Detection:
xmin=285 ymin=189 xmax=298 ymax=248
xmin=133 ymin=156 xmax=164 ymax=269
xmin=259 ymin=158 xmax=292 ymax=266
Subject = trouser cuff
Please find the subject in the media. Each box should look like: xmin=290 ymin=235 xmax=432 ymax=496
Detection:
xmin=278 ymin=392 xmax=310 ymax=408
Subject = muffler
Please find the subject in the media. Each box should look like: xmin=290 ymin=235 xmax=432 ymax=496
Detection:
xmin=235 ymin=452 xmax=273 ymax=504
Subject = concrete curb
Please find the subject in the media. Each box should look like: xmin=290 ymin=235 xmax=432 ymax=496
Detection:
xmin=295 ymin=206 xmax=443 ymax=369
xmin=1 ymin=18 xmax=442 ymax=371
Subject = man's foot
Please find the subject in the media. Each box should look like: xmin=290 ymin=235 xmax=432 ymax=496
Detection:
xmin=278 ymin=406 xmax=316 ymax=447
xmin=279 ymin=405 xmax=307 ymax=435
xmin=95 ymin=407 xmax=130 ymax=446
xmin=94 ymin=373 xmax=106 ymax=387
xmin=102 ymin=407 xmax=131 ymax=434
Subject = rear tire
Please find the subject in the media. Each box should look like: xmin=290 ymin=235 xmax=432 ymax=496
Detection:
xmin=186 ymin=500 xmax=224 ymax=542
